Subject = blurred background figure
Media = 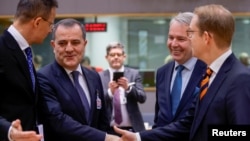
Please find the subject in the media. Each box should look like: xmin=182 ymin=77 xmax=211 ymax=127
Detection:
xmin=81 ymin=56 xmax=103 ymax=72
xmin=34 ymin=54 xmax=43 ymax=70
xmin=164 ymin=55 xmax=173 ymax=64
xmin=239 ymin=52 xmax=250 ymax=67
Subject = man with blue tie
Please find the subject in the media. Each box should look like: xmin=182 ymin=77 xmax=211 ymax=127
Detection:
xmin=37 ymin=18 xmax=120 ymax=141
xmin=153 ymin=12 xmax=206 ymax=128
xmin=0 ymin=0 xmax=58 ymax=141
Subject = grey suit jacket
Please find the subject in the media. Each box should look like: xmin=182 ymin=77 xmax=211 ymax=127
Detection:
xmin=99 ymin=67 xmax=146 ymax=131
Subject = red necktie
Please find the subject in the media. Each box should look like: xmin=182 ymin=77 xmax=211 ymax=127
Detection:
xmin=199 ymin=68 xmax=213 ymax=100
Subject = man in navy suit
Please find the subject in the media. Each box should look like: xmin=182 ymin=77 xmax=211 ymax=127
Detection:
xmin=115 ymin=4 xmax=250 ymax=141
xmin=153 ymin=12 xmax=206 ymax=129
xmin=0 ymin=0 xmax=58 ymax=141
xmin=99 ymin=42 xmax=146 ymax=135
xmin=37 ymin=19 xmax=119 ymax=141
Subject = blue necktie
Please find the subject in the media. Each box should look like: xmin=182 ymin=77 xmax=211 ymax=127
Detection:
xmin=25 ymin=47 xmax=35 ymax=92
xmin=71 ymin=71 xmax=90 ymax=121
xmin=171 ymin=65 xmax=184 ymax=115
xmin=114 ymin=89 xmax=122 ymax=124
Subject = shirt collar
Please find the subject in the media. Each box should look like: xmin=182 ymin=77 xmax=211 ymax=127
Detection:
xmin=7 ymin=25 xmax=30 ymax=51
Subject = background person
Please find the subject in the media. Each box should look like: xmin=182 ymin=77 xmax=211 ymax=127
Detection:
xmin=0 ymin=0 xmax=58 ymax=141
xmin=99 ymin=41 xmax=146 ymax=136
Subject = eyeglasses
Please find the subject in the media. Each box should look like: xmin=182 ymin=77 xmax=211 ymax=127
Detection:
xmin=41 ymin=17 xmax=54 ymax=30
xmin=186 ymin=29 xmax=199 ymax=38
xmin=108 ymin=53 xmax=124 ymax=57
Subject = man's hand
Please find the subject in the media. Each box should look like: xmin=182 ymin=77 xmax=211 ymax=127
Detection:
xmin=105 ymin=134 xmax=120 ymax=141
xmin=114 ymin=126 xmax=137 ymax=141
xmin=10 ymin=119 xmax=42 ymax=141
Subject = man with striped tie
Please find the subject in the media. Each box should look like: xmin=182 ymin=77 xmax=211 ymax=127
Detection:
xmin=115 ymin=4 xmax=250 ymax=141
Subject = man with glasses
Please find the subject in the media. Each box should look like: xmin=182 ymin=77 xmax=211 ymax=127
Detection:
xmin=99 ymin=42 xmax=147 ymax=135
xmin=0 ymin=0 xmax=58 ymax=141
xmin=115 ymin=4 xmax=250 ymax=141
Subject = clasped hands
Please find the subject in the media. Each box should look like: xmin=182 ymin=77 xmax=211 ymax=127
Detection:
xmin=106 ymin=126 xmax=138 ymax=141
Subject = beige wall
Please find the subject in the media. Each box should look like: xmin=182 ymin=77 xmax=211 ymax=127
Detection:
xmin=0 ymin=0 xmax=250 ymax=18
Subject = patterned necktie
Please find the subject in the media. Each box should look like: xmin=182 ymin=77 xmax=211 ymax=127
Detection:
xmin=71 ymin=71 xmax=90 ymax=120
xmin=25 ymin=47 xmax=35 ymax=92
xmin=114 ymin=89 xmax=122 ymax=124
xmin=199 ymin=68 xmax=213 ymax=100
xmin=171 ymin=65 xmax=185 ymax=116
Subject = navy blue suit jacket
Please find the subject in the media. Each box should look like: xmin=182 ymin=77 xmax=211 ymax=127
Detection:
xmin=0 ymin=30 xmax=39 ymax=140
xmin=153 ymin=59 xmax=206 ymax=128
xmin=37 ymin=61 xmax=109 ymax=141
xmin=140 ymin=53 xmax=250 ymax=141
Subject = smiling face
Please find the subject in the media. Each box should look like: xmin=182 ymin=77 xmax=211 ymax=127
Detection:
xmin=51 ymin=24 xmax=87 ymax=70
xmin=167 ymin=20 xmax=193 ymax=64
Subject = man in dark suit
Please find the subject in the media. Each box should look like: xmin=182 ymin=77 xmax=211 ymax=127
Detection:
xmin=115 ymin=4 xmax=250 ymax=141
xmin=37 ymin=18 xmax=119 ymax=141
xmin=0 ymin=0 xmax=58 ymax=141
xmin=99 ymin=42 xmax=146 ymax=135
xmin=153 ymin=12 xmax=206 ymax=128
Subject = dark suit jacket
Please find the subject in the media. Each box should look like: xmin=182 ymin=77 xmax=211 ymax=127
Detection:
xmin=0 ymin=30 xmax=39 ymax=141
xmin=37 ymin=61 xmax=109 ymax=141
xmin=153 ymin=59 xmax=206 ymax=128
xmin=99 ymin=67 xmax=146 ymax=131
xmin=139 ymin=53 xmax=250 ymax=141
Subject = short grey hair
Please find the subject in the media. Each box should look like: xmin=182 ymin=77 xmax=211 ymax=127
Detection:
xmin=170 ymin=12 xmax=194 ymax=26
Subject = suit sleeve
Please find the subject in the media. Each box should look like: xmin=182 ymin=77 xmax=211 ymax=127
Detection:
xmin=126 ymin=69 xmax=146 ymax=103
xmin=37 ymin=72 xmax=106 ymax=141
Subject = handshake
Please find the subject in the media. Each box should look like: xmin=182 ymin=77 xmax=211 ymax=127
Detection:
xmin=106 ymin=126 xmax=138 ymax=141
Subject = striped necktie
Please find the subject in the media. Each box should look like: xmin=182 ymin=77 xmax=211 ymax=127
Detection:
xmin=199 ymin=68 xmax=213 ymax=100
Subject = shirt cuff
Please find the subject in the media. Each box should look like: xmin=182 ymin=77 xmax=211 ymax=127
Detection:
xmin=108 ymin=88 xmax=113 ymax=98
xmin=8 ymin=126 xmax=14 ymax=141
xmin=135 ymin=132 xmax=141 ymax=141
xmin=125 ymin=86 xmax=132 ymax=93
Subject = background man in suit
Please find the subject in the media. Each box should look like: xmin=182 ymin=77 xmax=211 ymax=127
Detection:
xmin=115 ymin=4 xmax=250 ymax=141
xmin=0 ymin=0 xmax=58 ymax=141
xmin=153 ymin=12 xmax=206 ymax=129
xmin=99 ymin=42 xmax=146 ymax=135
xmin=37 ymin=18 xmax=119 ymax=141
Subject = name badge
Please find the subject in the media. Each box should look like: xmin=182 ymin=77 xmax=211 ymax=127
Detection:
xmin=121 ymin=96 xmax=127 ymax=104
xmin=96 ymin=90 xmax=102 ymax=109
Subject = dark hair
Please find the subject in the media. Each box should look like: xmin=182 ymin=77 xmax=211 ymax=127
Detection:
xmin=15 ymin=0 xmax=58 ymax=23
xmin=81 ymin=56 xmax=91 ymax=65
xmin=51 ymin=18 xmax=86 ymax=40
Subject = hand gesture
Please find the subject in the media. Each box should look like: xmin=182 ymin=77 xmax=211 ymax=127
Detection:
xmin=114 ymin=126 xmax=137 ymax=141
xmin=10 ymin=119 xmax=42 ymax=141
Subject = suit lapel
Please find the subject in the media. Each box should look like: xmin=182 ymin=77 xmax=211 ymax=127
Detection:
xmin=175 ymin=60 xmax=206 ymax=117
xmin=5 ymin=31 xmax=34 ymax=99
xmin=190 ymin=55 xmax=233 ymax=139
xmin=81 ymin=67 xmax=96 ymax=123
xmin=54 ymin=63 xmax=87 ymax=121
